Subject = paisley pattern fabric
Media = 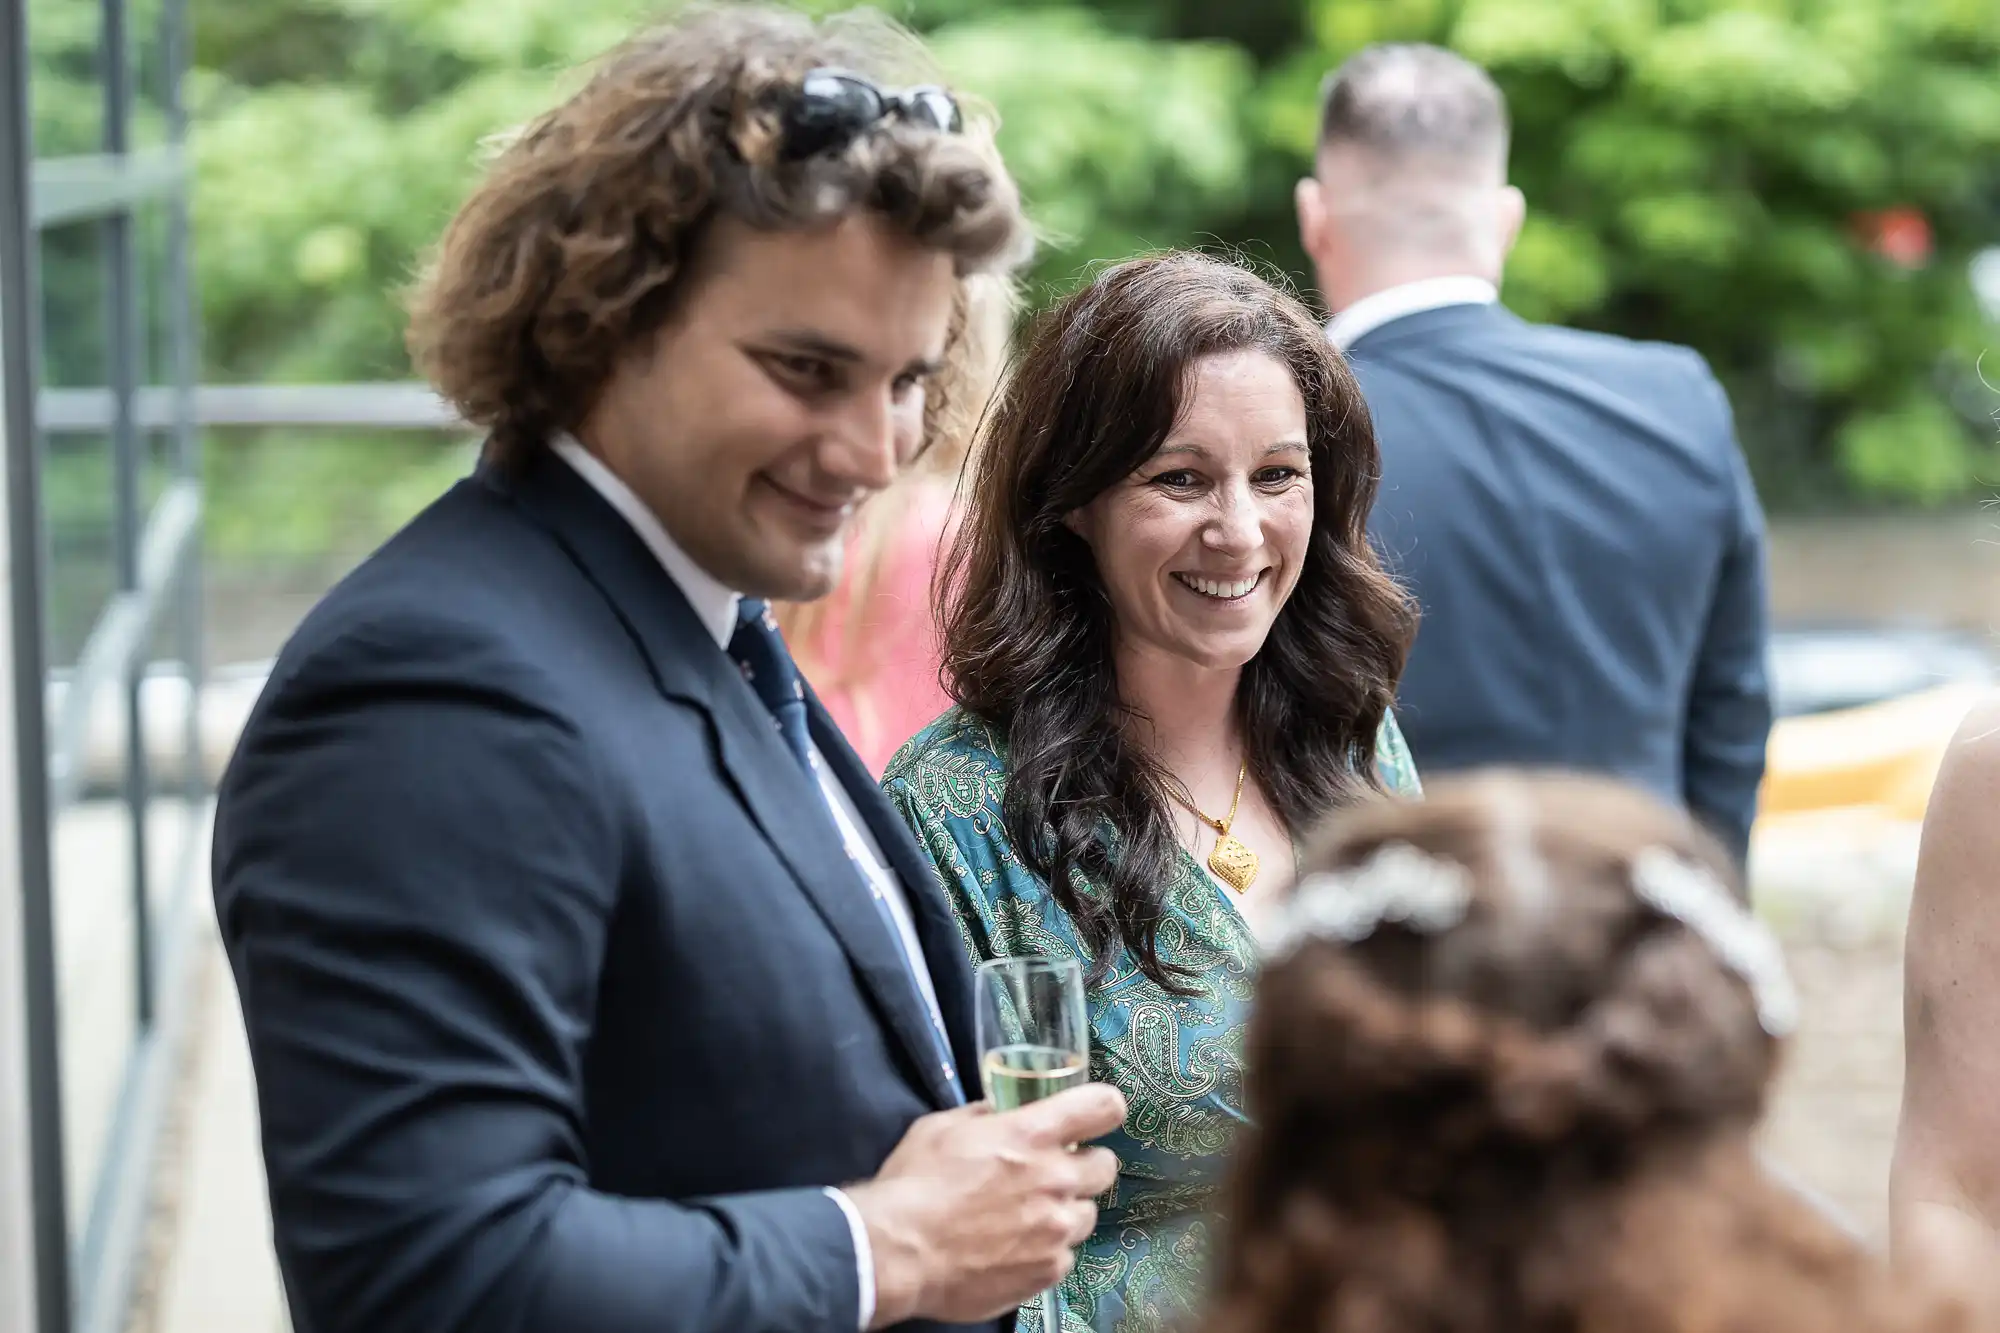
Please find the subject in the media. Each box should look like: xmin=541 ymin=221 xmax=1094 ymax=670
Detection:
xmin=881 ymin=709 xmax=1422 ymax=1333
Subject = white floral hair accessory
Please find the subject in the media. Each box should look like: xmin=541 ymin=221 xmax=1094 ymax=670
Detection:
xmin=1630 ymin=847 xmax=1798 ymax=1038
xmin=1264 ymin=842 xmax=1473 ymax=957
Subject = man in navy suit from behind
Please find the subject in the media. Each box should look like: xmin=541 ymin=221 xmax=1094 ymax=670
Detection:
xmin=209 ymin=9 xmax=1125 ymax=1332
xmin=1295 ymin=44 xmax=1774 ymax=863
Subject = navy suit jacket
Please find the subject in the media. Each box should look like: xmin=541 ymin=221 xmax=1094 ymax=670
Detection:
xmin=1352 ymin=302 xmax=1773 ymax=861
xmin=212 ymin=448 xmax=993 ymax=1333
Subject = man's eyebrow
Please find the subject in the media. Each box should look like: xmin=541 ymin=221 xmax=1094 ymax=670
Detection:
xmin=759 ymin=331 xmax=943 ymax=377
xmin=759 ymin=330 xmax=866 ymax=362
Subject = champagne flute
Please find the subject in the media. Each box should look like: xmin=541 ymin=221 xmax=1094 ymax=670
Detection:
xmin=975 ymin=956 xmax=1090 ymax=1333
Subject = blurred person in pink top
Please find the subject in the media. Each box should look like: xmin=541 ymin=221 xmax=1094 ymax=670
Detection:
xmin=778 ymin=272 xmax=1014 ymax=773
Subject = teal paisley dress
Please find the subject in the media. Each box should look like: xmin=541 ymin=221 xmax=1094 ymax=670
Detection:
xmin=881 ymin=709 xmax=1421 ymax=1333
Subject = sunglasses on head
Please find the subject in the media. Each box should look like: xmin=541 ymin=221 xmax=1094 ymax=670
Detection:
xmin=779 ymin=67 xmax=963 ymax=161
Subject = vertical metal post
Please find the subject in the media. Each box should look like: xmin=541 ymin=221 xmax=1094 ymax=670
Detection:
xmin=0 ymin=13 xmax=43 ymax=1297
xmin=0 ymin=0 xmax=73 ymax=1327
xmin=160 ymin=0 xmax=198 ymax=799
xmin=100 ymin=0 xmax=151 ymax=1028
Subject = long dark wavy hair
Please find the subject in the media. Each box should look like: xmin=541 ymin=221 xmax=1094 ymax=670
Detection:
xmin=938 ymin=252 xmax=1417 ymax=991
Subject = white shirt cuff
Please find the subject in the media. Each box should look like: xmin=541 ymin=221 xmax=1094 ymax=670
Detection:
xmin=824 ymin=1187 xmax=876 ymax=1330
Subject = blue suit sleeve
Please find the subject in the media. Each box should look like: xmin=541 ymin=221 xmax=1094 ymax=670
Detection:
xmin=211 ymin=621 xmax=860 ymax=1333
xmin=1681 ymin=366 xmax=1775 ymax=869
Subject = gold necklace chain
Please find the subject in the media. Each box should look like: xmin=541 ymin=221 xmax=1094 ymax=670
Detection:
xmin=1172 ymin=763 xmax=1246 ymax=834
xmin=1168 ymin=763 xmax=1260 ymax=894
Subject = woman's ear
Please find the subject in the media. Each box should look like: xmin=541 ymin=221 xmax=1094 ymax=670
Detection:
xmin=1062 ymin=507 xmax=1091 ymax=544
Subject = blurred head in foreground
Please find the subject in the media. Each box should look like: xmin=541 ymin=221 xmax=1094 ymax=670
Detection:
xmin=1208 ymin=770 xmax=1961 ymax=1333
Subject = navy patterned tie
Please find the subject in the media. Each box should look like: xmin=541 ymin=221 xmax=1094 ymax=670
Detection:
xmin=727 ymin=598 xmax=816 ymax=772
xmin=727 ymin=597 xmax=965 ymax=1102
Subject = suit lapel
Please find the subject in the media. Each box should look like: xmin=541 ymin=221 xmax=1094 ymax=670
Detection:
xmin=490 ymin=451 xmax=958 ymax=1110
xmin=810 ymin=704 xmax=981 ymax=1093
xmin=716 ymin=692 xmax=962 ymax=1111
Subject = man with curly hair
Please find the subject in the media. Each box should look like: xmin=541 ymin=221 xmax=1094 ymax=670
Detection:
xmin=210 ymin=8 xmax=1125 ymax=1333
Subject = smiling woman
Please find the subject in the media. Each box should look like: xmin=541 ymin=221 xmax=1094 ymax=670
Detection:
xmin=1065 ymin=349 xmax=1318 ymax=679
xmin=881 ymin=251 xmax=1422 ymax=1333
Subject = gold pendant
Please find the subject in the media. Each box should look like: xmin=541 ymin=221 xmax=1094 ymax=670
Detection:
xmin=1208 ymin=834 xmax=1260 ymax=894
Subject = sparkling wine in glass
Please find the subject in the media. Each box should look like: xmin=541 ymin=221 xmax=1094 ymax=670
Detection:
xmin=975 ymin=956 xmax=1089 ymax=1333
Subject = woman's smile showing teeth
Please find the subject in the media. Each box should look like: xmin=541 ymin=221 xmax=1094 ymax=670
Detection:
xmin=1174 ymin=571 xmax=1264 ymax=601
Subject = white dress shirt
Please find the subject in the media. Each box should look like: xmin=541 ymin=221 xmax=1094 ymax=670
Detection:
xmin=1325 ymin=274 xmax=1499 ymax=351
xmin=553 ymin=432 xmax=942 ymax=1330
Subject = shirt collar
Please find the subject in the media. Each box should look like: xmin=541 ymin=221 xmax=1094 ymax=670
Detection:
xmin=549 ymin=432 xmax=741 ymax=648
xmin=1325 ymin=275 xmax=1499 ymax=351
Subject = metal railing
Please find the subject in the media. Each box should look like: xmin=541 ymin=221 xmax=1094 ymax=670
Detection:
xmin=40 ymin=380 xmax=462 ymax=433
xmin=41 ymin=382 xmax=465 ymax=804
xmin=2 ymin=0 xmax=205 ymax=1323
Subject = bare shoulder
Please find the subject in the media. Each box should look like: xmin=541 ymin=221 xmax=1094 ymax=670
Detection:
xmin=1902 ymin=695 xmax=2000 ymax=1153
xmin=1909 ymin=694 xmax=2000 ymax=947
xmin=1921 ymin=696 xmax=2000 ymax=867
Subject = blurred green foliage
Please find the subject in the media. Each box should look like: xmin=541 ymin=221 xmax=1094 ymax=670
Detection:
xmin=144 ymin=0 xmax=1996 ymax=509
xmin=1265 ymin=0 xmax=2000 ymax=505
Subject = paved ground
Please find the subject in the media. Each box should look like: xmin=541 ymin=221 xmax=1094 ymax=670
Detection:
xmin=1752 ymin=816 xmax=1922 ymax=1243
xmin=127 ymin=918 xmax=287 ymax=1333
xmin=1760 ymin=937 xmax=1906 ymax=1242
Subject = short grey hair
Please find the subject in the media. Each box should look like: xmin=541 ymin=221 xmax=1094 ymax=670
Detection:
xmin=1316 ymin=43 xmax=1509 ymax=170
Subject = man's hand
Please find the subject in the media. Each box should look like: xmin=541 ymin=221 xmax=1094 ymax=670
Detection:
xmin=848 ymin=1083 xmax=1126 ymax=1328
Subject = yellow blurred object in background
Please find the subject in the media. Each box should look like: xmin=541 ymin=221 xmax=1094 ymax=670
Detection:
xmin=1758 ymin=683 xmax=1984 ymax=823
